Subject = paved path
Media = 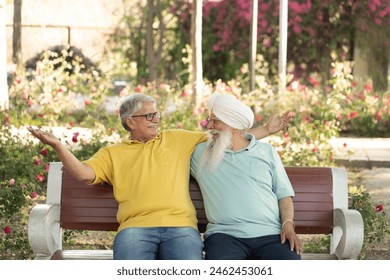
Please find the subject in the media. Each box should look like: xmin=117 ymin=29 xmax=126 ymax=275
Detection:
xmin=331 ymin=137 xmax=390 ymax=168
xmin=331 ymin=137 xmax=390 ymax=220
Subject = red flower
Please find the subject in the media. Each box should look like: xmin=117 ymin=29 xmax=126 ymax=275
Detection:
xmin=4 ymin=226 xmax=12 ymax=235
xmin=376 ymin=204 xmax=383 ymax=212
xmin=72 ymin=132 xmax=79 ymax=143
xmin=34 ymin=158 xmax=41 ymax=165
xmin=343 ymin=143 xmax=347 ymax=148
xmin=40 ymin=148 xmax=47 ymax=156
xmin=36 ymin=173 xmax=45 ymax=183
xmin=349 ymin=111 xmax=358 ymax=119
xmin=30 ymin=191 xmax=38 ymax=199
xmin=256 ymin=114 xmax=262 ymax=122
xmin=375 ymin=112 xmax=381 ymax=122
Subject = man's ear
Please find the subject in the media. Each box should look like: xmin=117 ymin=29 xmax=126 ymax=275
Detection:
xmin=125 ymin=118 xmax=135 ymax=130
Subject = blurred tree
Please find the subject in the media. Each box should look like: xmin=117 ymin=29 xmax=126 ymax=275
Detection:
xmin=12 ymin=0 xmax=22 ymax=65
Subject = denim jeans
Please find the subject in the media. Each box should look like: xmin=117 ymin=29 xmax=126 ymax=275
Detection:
xmin=113 ymin=227 xmax=203 ymax=260
xmin=204 ymin=233 xmax=301 ymax=260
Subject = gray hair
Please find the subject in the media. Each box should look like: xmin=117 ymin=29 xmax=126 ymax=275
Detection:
xmin=119 ymin=94 xmax=156 ymax=131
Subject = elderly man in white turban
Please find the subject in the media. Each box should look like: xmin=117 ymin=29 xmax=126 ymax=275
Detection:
xmin=191 ymin=93 xmax=302 ymax=260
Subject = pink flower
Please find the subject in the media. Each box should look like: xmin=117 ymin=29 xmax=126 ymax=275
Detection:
xmin=376 ymin=204 xmax=383 ymax=212
xmin=181 ymin=89 xmax=192 ymax=97
xmin=72 ymin=132 xmax=79 ymax=143
xmin=308 ymin=76 xmax=319 ymax=87
xmin=36 ymin=173 xmax=45 ymax=183
xmin=343 ymin=143 xmax=347 ymax=148
xmin=4 ymin=226 xmax=12 ymax=235
xmin=364 ymin=83 xmax=372 ymax=92
xmin=199 ymin=119 xmax=209 ymax=128
xmin=40 ymin=148 xmax=47 ymax=156
xmin=22 ymin=89 xmax=28 ymax=100
xmin=135 ymin=85 xmax=144 ymax=93
xmin=34 ymin=158 xmax=41 ymax=166
xmin=240 ymin=66 xmax=248 ymax=74
xmin=30 ymin=191 xmax=38 ymax=199
xmin=9 ymin=178 xmax=15 ymax=186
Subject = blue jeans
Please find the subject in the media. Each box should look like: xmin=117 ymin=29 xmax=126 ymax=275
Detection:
xmin=204 ymin=233 xmax=301 ymax=260
xmin=113 ymin=227 xmax=203 ymax=260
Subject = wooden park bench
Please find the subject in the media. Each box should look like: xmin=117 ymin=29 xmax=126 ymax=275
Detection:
xmin=28 ymin=162 xmax=364 ymax=260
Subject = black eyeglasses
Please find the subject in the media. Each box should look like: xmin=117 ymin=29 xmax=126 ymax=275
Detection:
xmin=131 ymin=111 xmax=161 ymax=121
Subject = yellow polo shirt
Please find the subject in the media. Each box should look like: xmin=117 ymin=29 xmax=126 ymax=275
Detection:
xmin=83 ymin=130 xmax=206 ymax=232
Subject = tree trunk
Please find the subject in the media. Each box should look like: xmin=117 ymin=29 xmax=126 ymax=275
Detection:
xmin=146 ymin=0 xmax=164 ymax=82
xmin=13 ymin=0 xmax=22 ymax=65
xmin=191 ymin=0 xmax=203 ymax=109
xmin=249 ymin=0 xmax=258 ymax=92
xmin=0 ymin=0 xmax=9 ymax=110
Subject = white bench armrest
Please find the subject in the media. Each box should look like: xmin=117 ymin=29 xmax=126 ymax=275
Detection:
xmin=28 ymin=204 xmax=61 ymax=260
xmin=332 ymin=208 xmax=364 ymax=259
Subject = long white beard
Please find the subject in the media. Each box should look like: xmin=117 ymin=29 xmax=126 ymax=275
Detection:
xmin=200 ymin=129 xmax=232 ymax=171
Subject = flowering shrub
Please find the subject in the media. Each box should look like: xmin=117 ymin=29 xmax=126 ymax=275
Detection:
xmin=0 ymin=178 xmax=37 ymax=259
xmin=7 ymin=47 xmax=115 ymax=129
xmin=349 ymin=185 xmax=390 ymax=256
xmin=200 ymin=0 xmax=390 ymax=89
xmin=0 ymin=124 xmax=120 ymax=259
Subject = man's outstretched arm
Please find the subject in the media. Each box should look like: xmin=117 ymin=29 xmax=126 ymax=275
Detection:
xmin=27 ymin=127 xmax=96 ymax=184
xmin=249 ymin=110 xmax=293 ymax=140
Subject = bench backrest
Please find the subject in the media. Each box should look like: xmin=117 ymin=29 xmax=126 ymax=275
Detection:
xmin=58 ymin=165 xmax=337 ymax=235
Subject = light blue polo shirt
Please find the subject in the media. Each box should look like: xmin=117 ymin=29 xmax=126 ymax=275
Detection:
xmin=190 ymin=134 xmax=294 ymax=238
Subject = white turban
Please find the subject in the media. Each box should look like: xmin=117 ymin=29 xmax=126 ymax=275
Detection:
xmin=207 ymin=93 xmax=254 ymax=130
